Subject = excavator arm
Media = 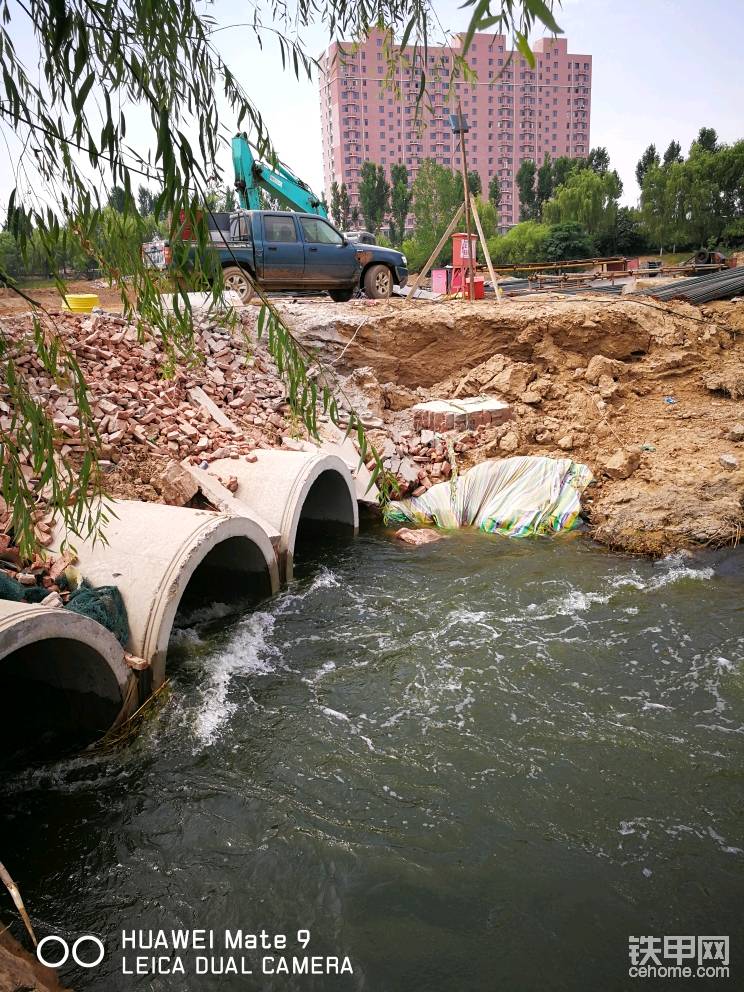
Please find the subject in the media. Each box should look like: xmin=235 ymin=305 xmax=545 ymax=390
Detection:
xmin=232 ymin=133 xmax=327 ymax=217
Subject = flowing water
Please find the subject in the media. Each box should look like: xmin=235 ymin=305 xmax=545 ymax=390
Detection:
xmin=1 ymin=525 xmax=743 ymax=990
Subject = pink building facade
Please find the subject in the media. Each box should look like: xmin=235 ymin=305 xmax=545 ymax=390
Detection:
xmin=319 ymin=32 xmax=591 ymax=231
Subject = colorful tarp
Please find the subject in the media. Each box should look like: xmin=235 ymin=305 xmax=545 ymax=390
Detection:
xmin=385 ymin=456 xmax=594 ymax=537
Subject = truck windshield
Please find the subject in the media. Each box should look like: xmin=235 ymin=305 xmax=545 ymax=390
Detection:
xmin=299 ymin=217 xmax=344 ymax=245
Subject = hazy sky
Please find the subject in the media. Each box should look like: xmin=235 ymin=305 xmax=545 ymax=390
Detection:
xmin=2 ymin=0 xmax=743 ymax=211
xmin=204 ymin=0 xmax=744 ymax=207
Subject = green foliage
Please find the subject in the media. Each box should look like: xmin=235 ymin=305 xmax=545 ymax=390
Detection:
xmin=552 ymin=155 xmax=578 ymax=189
xmin=636 ymin=144 xmax=660 ymax=187
xmin=611 ymin=206 xmax=649 ymax=256
xmin=536 ymin=154 xmax=553 ymax=215
xmin=487 ymin=221 xmax=550 ymax=265
xmin=358 ymin=163 xmax=389 ymax=233
xmin=516 ymin=159 xmax=537 ymax=220
xmin=460 ymin=0 xmax=563 ymax=71
xmin=404 ymin=158 xmax=463 ymax=269
xmin=543 ymin=167 xmax=622 ymax=240
xmin=339 ymin=183 xmax=351 ymax=229
xmin=663 ymin=140 xmax=682 ymax=167
xmin=695 ymin=127 xmax=718 ymax=154
xmin=466 ymin=170 xmax=482 ymax=197
xmin=543 ymin=222 xmax=595 ymax=261
xmin=107 ymin=186 xmax=126 ymax=213
xmin=473 ymin=196 xmax=498 ymax=240
xmin=640 ymin=139 xmax=744 ymax=250
xmin=330 ymin=181 xmax=341 ymax=227
xmin=587 ymin=146 xmax=609 ymax=174
xmin=488 ymin=174 xmax=501 ymax=209
xmin=388 ymin=164 xmax=411 ymax=246
xmin=137 ymin=186 xmax=156 ymax=217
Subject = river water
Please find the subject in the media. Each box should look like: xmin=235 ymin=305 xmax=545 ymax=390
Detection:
xmin=1 ymin=525 xmax=743 ymax=990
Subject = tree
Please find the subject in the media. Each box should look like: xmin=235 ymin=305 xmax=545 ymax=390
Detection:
xmin=612 ymin=206 xmax=648 ymax=256
xmin=487 ymin=221 xmax=550 ymax=265
xmin=466 ymin=170 xmax=482 ymax=197
xmin=358 ymin=165 xmax=388 ymax=232
xmin=388 ymin=164 xmax=411 ymax=247
xmin=350 ymin=204 xmax=361 ymax=227
xmin=402 ymin=158 xmax=462 ymax=270
xmin=473 ymin=196 xmax=498 ymax=239
xmin=663 ymin=140 xmax=683 ymax=167
xmin=639 ymin=164 xmax=677 ymax=253
xmin=516 ymin=159 xmax=537 ymax=220
xmin=636 ymin=144 xmax=660 ymax=187
xmin=695 ymin=127 xmax=719 ymax=154
xmin=137 ymin=186 xmax=156 ymax=216
xmin=0 ymin=0 xmax=561 ymax=555
xmin=488 ymin=175 xmax=501 ymax=210
xmin=552 ymin=155 xmax=578 ymax=189
xmin=587 ymin=146 xmax=609 ymax=174
xmin=329 ymin=181 xmax=341 ymax=227
xmin=543 ymin=167 xmax=622 ymax=240
xmin=222 ymin=187 xmax=237 ymax=212
xmin=108 ymin=186 xmax=126 ymax=212
xmin=339 ymin=183 xmax=351 ymax=229
xmin=543 ymin=222 xmax=595 ymax=261
xmin=536 ymin=154 xmax=553 ymax=215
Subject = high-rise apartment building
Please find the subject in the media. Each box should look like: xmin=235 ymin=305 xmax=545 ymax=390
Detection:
xmin=319 ymin=31 xmax=591 ymax=231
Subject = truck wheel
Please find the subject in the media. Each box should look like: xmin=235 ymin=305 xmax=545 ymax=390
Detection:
xmin=222 ymin=265 xmax=255 ymax=303
xmin=363 ymin=264 xmax=393 ymax=299
xmin=329 ymin=288 xmax=354 ymax=302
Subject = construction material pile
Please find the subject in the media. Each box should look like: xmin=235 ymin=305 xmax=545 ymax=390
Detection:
xmin=367 ymin=424 xmax=486 ymax=497
xmin=0 ymin=309 xmax=295 ymax=474
xmin=385 ymin=456 xmax=593 ymax=536
xmin=0 ymin=540 xmax=75 ymax=606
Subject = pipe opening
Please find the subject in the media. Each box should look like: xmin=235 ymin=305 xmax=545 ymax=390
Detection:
xmin=174 ymin=535 xmax=273 ymax=627
xmin=0 ymin=638 xmax=123 ymax=768
xmin=295 ymin=470 xmax=357 ymax=557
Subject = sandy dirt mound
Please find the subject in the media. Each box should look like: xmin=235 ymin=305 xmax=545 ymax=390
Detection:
xmin=287 ymin=296 xmax=744 ymax=556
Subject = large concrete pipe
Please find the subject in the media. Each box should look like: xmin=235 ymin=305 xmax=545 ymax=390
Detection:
xmin=52 ymin=501 xmax=279 ymax=687
xmin=207 ymin=450 xmax=359 ymax=580
xmin=0 ymin=600 xmax=136 ymax=767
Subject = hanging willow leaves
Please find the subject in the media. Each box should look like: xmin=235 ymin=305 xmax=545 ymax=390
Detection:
xmin=0 ymin=0 xmax=560 ymax=555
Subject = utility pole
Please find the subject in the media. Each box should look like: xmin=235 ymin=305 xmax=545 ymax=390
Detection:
xmin=456 ymin=100 xmax=477 ymax=303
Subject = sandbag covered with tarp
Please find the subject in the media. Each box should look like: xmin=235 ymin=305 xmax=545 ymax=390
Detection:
xmin=384 ymin=456 xmax=594 ymax=536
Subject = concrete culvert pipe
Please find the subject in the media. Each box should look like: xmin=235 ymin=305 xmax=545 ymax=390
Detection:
xmin=0 ymin=601 xmax=135 ymax=768
xmin=208 ymin=450 xmax=359 ymax=580
xmin=52 ymin=501 xmax=279 ymax=688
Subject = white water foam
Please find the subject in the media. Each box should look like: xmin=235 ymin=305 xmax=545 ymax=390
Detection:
xmin=193 ymin=611 xmax=278 ymax=745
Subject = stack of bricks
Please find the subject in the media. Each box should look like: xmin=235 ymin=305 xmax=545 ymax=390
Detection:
xmin=412 ymin=398 xmax=513 ymax=433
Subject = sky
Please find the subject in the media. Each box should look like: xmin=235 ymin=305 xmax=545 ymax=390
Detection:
xmin=2 ymin=0 xmax=743 ymax=212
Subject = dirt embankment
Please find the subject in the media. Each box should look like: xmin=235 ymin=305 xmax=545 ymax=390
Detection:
xmin=282 ymin=295 xmax=744 ymax=556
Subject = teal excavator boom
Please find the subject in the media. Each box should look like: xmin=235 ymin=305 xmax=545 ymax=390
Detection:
xmin=232 ymin=132 xmax=327 ymax=217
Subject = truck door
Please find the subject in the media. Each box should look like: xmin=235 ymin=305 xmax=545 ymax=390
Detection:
xmin=260 ymin=214 xmax=305 ymax=282
xmin=299 ymin=216 xmax=359 ymax=285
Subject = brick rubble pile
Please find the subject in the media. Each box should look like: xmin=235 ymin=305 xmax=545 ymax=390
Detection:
xmin=0 ymin=309 xmax=296 ymax=473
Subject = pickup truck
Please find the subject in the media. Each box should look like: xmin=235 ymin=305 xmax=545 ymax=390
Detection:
xmin=155 ymin=209 xmax=408 ymax=303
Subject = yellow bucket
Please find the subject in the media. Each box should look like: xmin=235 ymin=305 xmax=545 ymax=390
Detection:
xmin=64 ymin=293 xmax=99 ymax=313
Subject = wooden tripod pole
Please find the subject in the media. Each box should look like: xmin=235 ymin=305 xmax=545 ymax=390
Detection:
xmin=404 ymin=202 xmax=464 ymax=301
xmin=457 ymin=101 xmax=476 ymax=302
xmin=470 ymin=194 xmax=501 ymax=304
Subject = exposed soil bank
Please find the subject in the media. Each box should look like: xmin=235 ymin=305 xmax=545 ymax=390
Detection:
xmin=281 ymin=296 xmax=744 ymax=556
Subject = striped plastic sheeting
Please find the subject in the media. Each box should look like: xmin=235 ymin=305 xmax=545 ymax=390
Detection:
xmin=385 ymin=456 xmax=594 ymax=537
